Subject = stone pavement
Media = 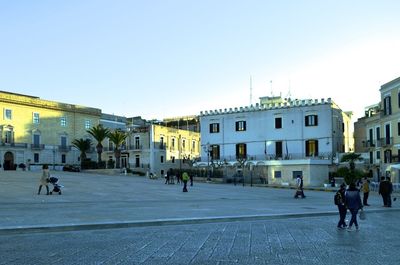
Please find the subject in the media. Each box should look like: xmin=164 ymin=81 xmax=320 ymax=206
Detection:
xmin=0 ymin=170 xmax=399 ymax=264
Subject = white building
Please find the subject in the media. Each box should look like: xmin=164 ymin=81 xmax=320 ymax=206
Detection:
xmin=199 ymin=97 xmax=352 ymax=187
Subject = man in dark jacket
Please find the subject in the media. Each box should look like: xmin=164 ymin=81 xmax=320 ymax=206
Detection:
xmin=335 ymin=183 xmax=347 ymax=229
xmin=379 ymin=176 xmax=391 ymax=207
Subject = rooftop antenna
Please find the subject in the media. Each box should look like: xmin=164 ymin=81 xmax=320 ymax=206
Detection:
xmin=286 ymin=79 xmax=292 ymax=98
xmin=270 ymin=80 xmax=273 ymax=97
xmin=249 ymin=75 xmax=253 ymax=105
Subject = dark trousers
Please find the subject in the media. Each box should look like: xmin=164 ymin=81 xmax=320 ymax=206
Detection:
xmin=381 ymin=193 xmax=388 ymax=206
xmin=183 ymin=180 xmax=188 ymax=192
xmin=348 ymin=208 xmax=359 ymax=228
xmin=363 ymin=192 xmax=369 ymax=205
xmin=337 ymin=205 xmax=347 ymax=228
xmin=38 ymin=185 xmax=49 ymax=195
xmin=386 ymin=194 xmax=392 ymax=207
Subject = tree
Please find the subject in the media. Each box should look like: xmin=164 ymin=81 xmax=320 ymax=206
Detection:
xmin=87 ymin=124 xmax=110 ymax=166
xmin=339 ymin=153 xmax=364 ymax=184
xmin=72 ymin=138 xmax=92 ymax=167
xmin=108 ymin=130 xmax=127 ymax=169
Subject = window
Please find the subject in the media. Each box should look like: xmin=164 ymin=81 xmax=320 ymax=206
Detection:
xmin=61 ymin=154 xmax=66 ymax=164
xmin=376 ymin=127 xmax=380 ymax=140
xmin=34 ymin=153 xmax=39 ymax=163
xmin=60 ymin=136 xmax=67 ymax=147
xmin=384 ymin=96 xmax=392 ymax=115
xmin=236 ymin=143 xmax=247 ymax=159
xmin=292 ymin=171 xmax=303 ymax=179
xmin=235 ymin=121 xmax=246 ymax=131
xmin=4 ymin=109 xmax=12 ymax=120
xmin=211 ymin=145 xmax=220 ymax=160
xmin=274 ymin=171 xmax=282 ymax=178
xmin=60 ymin=117 xmax=67 ymax=127
xmin=160 ymin=155 xmax=164 ymax=163
xmin=384 ymin=149 xmax=392 ymax=163
xmin=160 ymin=136 xmax=165 ymax=149
xmin=376 ymin=150 xmax=381 ymax=161
xmin=135 ymin=136 xmax=140 ymax=149
xmin=305 ymin=140 xmax=319 ymax=157
xmin=182 ymin=139 xmax=186 ymax=150
xmin=33 ymin=113 xmax=40 ymax=124
xmin=33 ymin=134 xmax=40 ymax=146
xmin=135 ymin=155 xmax=140 ymax=167
xmin=171 ymin=156 xmax=175 ymax=163
xmin=4 ymin=130 xmax=13 ymax=144
xmin=305 ymin=115 xmax=318 ymax=126
xmin=275 ymin=117 xmax=282 ymax=129
xmin=275 ymin=141 xmax=283 ymax=158
xmin=85 ymin=120 xmax=91 ymax=129
xmin=398 ymin=122 xmax=400 ymax=136
xmin=192 ymin=140 xmax=196 ymax=152
xmin=369 ymin=152 xmax=373 ymax=164
xmin=209 ymin=123 xmax=220 ymax=133
xmin=171 ymin=138 xmax=175 ymax=149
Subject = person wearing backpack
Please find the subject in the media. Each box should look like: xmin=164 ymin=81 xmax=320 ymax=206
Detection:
xmin=335 ymin=183 xmax=347 ymax=229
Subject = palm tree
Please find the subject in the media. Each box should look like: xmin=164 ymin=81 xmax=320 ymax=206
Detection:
xmin=339 ymin=153 xmax=364 ymax=184
xmin=72 ymin=138 xmax=92 ymax=167
xmin=87 ymin=124 xmax=110 ymax=166
xmin=108 ymin=130 xmax=127 ymax=169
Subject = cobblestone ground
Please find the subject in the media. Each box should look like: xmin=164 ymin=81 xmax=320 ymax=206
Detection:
xmin=1 ymin=211 xmax=399 ymax=265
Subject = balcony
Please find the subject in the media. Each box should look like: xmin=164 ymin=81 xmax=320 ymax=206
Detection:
xmin=379 ymin=137 xmax=393 ymax=147
xmin=0 ymin=142 xmax=28 ymax=148
xmin=31 ymin=144 xmax=45 ymax=150
xmin=58 ymin=145 xmax=71 ymax=152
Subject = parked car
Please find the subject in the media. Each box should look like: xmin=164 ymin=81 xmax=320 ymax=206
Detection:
xmin=62 ymin=165 xmax=80 ymax=172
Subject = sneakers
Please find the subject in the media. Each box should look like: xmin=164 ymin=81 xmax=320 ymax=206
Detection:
xmin=347 ymin=226 xmax=354 ymax=232
xmin=356 ymin=226 xmax=359 ymax=231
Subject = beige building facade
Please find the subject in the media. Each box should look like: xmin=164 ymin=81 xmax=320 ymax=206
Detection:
xmin=0 ymin=91 xmax=101 ymax=170
xmin=354 ymin=77 xmax=400 ymax=182
xmin=119 ymin=119 xmax=201 ymax=177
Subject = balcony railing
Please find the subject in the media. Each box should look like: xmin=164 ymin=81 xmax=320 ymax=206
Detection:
xmin=202 ymin=152 xmax=334 ymax=164
xmin=58 ymin=145 xmax=71 ymax=152
xmin=31 ymin=144 xmax=45 ymax=150
xmin=379 ymin=137 xmax=393 ymax=147
xmin=0 ymin=142 xmax=28 ymax=148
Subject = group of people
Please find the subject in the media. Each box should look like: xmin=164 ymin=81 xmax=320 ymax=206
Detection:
xmin=165 ymin=168 xmax=193 ymax=192
xmin=335 ymin=175 xmax=395 ymax=231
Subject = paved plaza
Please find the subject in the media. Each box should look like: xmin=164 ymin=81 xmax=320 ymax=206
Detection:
xmin=0 ymin=170 xmax=399 ymax=264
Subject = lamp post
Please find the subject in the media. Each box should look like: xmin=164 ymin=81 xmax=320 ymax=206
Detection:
xmin=203 ymin=143 xmax=212 ymax=181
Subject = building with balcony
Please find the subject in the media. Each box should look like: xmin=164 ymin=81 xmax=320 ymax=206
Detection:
xmin=109 ymin=116 xmax=201 ymax=176
xmin=354 ymin=76 xmax=400 ymax=182
xmin=198 ymin=96 xmax=353 ymax=187
xmin=0 ymin=91 xmax=101 ymax=170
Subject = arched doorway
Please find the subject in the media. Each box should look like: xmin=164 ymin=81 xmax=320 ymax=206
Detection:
xmin=3 ymin=151 xmax=15 ymax=170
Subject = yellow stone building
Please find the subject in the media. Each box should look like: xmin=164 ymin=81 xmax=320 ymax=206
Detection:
xmin=0 ymin=91 xmax=101 ymax=170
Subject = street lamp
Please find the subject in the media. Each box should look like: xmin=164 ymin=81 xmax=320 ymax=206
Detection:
xmin=203 ymin=143 xmax=212 ymax=181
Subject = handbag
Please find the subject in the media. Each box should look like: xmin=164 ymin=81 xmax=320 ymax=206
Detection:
xmin=359 ymin=209 xmax=366 ymax=220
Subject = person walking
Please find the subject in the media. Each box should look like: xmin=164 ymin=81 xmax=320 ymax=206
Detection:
xmin=335 ymin=183 xmax=347 ymax=229
xmin=182 ymin=171 xmax=189 ymax=192
xmin=165 ymin=168 xmax=172 ymax=184
xmin=294 ymin=175 xmax=306 ymax=198
xmin=379 ymin=176 xmax=389 ymax=207
xmin=361 ymin=176 xmax=370 ymax=206
xmin=37 ymin=164 xmax=50 ymax=195
xmin=386 ymin=177 xmax=393 ymax=207
xmin=345 ymin=182 xmax=363 ymax=231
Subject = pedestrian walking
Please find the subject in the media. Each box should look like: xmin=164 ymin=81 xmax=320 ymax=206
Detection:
xmin=165 ymin=168 xmax=172 ymax=184
xmin=294 ymin=175 xmax=306 ymax=198
xmin=345 ymin=183 xmax=363 ymax=231
xmin=334 ymin=183 xmax=347 ymax=229
xmin=379 ymin=176 xmax=392 ymax=207
xmin=361 ymin=176 xmax=370 ymax=206
xmin=190 ymin=174 xmax=193 ymax=186
xmin=386 ymin=177 xmax=393 ymax=207
xmin=182 ymin=171 xmax=189 ymax=192
xmin=37 ymin=164 xmax=50 ymax=195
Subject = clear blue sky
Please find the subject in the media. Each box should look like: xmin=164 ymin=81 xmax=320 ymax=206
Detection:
xmin=1 ymin=0 xmax=400 ymax=120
